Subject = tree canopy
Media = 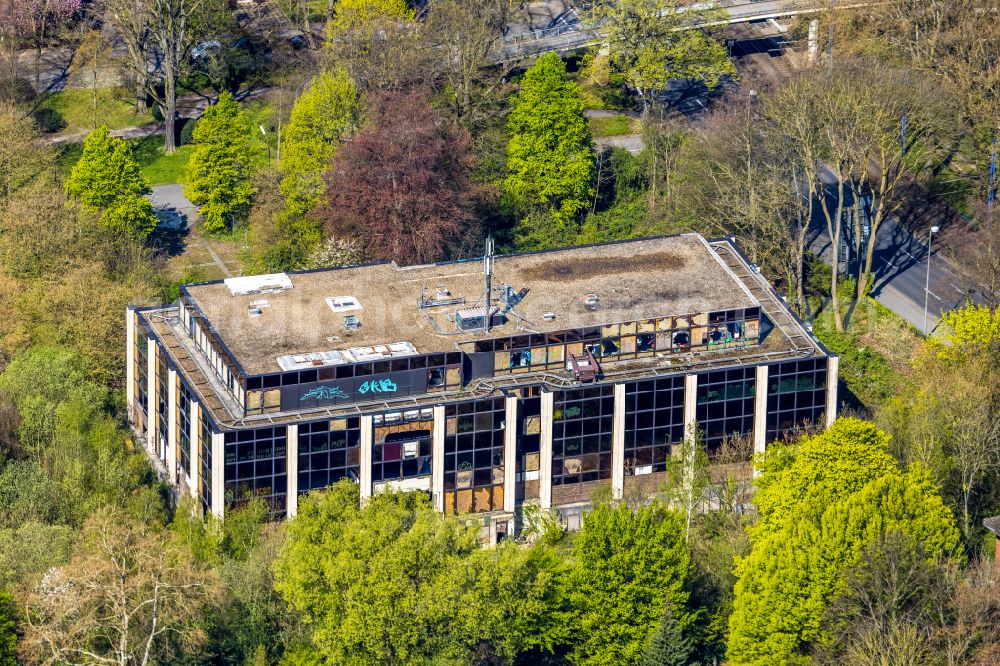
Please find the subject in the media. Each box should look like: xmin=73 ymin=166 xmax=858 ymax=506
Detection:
xmin=504 ymin=52 xmax=594 ymax=246
xmin=64 ymin=127 xmax=156 ymax=238
xmin=727 ymin=418 xmax=961 ymax=665
xmin=586 ymin=0 xmax=736 ymax=114
xmin=184 ymin=91 xmax=256 ymax=233
xmin=568 ymin=502 xmax=693 ymax=665
xmin=274 ymin=481 xmax=566 ymax=664
xmin=316 ymin=90 xmax=480 ymax=265
xmin=280 ymin=68 xmax=359 ymax=218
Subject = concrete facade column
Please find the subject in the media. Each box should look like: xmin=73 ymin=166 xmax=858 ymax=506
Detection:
xmin=166 ymin=370 xmax=178 ymax=483
xmin=753 ymin=365 xmax=769 ymax=477
xmin=189 ymin=401 xmax=200 ymax=499
xmin=753 ymin=364 xmax=769 ymax=456
xmin=808 ymin=18 xmax=819 ymax=65
xmin=146 ymin=338 xmax=157 ymax=454
xmin=503 ymin=395 xmax=518 ymax=513
xmin=211 ymin=432 xmax=225 ymax=518
xmin=826 ymin=356 xmax=839 ymax=427
xmin=126 ymin=309 xmax=136 ymax=414
xmin=359 ymin=415 xmax=373 ymax=504
xmin=683 ymin=373 xmax=698 ymax=452
xmin=539 ymin=390 xmax=554 ymax=509
xmin=432 ymin=406 xmax=445 ymax=512
xmin=611 ymin=383 xmax=626 ymax=501
xmin=286 ymin=424 xmax=299 ymax=518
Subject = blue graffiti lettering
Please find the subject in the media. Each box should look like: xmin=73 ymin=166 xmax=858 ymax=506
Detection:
xmin=358 ymin=378 xmax=398 ymax=394
xmin=300 ymin=385 xmax=349 ymax=401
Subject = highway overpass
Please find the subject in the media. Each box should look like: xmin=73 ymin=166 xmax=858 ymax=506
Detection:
xmin=494 ymin=1 xmax=861 ymax=62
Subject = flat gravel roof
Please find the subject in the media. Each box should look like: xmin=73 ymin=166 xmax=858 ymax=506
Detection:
xmin=183 ymin=234 xmax=759 ymax=376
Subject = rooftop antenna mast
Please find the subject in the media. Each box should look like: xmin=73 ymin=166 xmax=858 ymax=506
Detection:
xmin=484 ymin=236 xmax=495 ymax=331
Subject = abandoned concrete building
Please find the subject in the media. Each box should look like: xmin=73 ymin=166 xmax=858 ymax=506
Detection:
xmin=126 ymin=233 xmax=837 ymax=538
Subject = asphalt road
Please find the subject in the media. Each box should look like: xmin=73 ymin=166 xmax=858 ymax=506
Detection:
xmin=150 ymin=184 xmax=198 ymax=231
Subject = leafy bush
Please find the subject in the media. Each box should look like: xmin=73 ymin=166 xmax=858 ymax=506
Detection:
xmin=179 ymin=116 xmax=199 ymax=146
xmin=32 ymin=107 xmax=66 ymax=133
xmin=813 ymin=318 xmax=897 ymax=411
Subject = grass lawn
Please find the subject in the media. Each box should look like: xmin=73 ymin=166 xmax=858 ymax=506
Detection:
xmin=131 ymin=135 xmax=195 ymax=185
xmin=578 ymin=80 xmax=632 ymax=112
xmin=811 ymin=296 xmax=919 ymax=411
xmin=589 ymin=114 xmax=637 ymax=138
xmin=39 ymin=87 xmax=154 ymax=135
xmin=55 ymin=98 xmax=275 ymax=186
xmin=57 ymin=135 xmax=193 ymax=185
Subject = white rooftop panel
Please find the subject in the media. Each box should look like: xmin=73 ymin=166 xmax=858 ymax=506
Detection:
xmin=276 ymin=350 xmax=349 ymax=371
xmin=348 ymin=342 xmax=418 ymax=362
xmin=224 ymin=273 xmax=293 ymax=296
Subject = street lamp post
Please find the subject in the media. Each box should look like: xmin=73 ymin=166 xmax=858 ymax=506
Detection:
xmin=259 ymin=125 xmax=270 ymax=162
xmin=923 ymin=225 xmax=940 ymax=335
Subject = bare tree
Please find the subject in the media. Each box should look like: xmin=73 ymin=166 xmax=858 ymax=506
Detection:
xmin=424 ymin=0 xmax=514 ymax=130
xmin=20 ymin=507 xmax=214 ymax=665
xmin=67 ymin=30 xmax=113 ymax=130
xmin=103 ymin=0 xmax=209 ymax=153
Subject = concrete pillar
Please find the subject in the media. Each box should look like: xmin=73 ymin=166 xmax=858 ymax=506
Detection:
xmin=189 ymin=401 xmax=200 ymax=499
xmin=753 ymin=364 xmax=769 ymax=456
xmin=611 ymin=383 xmax=626 ymax=501
xmin=286 ymin=424 xmax=299 ymax=518
xmin=753 ymin=365 xmax=769 ymax=477
xmin=211 ymin=432 xmax=225 ymax=518
xmin=807 ymin=18 xmax=819 ymax=65
xmin=359 ymin=415 xmax=373 ymax=504
xmin=826 ymin=356 xmax=839 ymax=427
xmin=166 ymin=370 xmax=178 ymax=483
xmin=683 ymin=373 xmax=698 ymax=452
xmin=146 ymin=338 xmax=157 ymax=454
xmin=503 ymin=395 xmax=517 ymax=513
xmin=126 ymin=309 xmax=136 ymax=414
xmin=432 ymin=406 xmax=445 ymax=512
xmin=539 ymin=390 xmax=554 ymax=509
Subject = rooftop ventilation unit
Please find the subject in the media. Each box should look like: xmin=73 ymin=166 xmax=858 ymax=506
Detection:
xmin=542 ymin=312 xmax=557 ymax=321
xmin=344 ymin=315 xmax=361 ymax=330
xmin=418 ymin=285 xmax=465 ymax=308
xmin=225 ymin=273 xmax=293 ymax=296
xmin=455 ymin=306 xmax=504 ymax=331
xmin=500 ymin=285 xmax=530 ymax=313
xmin=584 ymin=293 xmax=600 ymax=311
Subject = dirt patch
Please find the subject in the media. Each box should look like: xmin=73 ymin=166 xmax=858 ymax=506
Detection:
xmin=522 ymin=251 xmax=687 ymax=282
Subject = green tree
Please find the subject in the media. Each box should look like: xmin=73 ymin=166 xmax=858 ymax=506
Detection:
xmin=504 ymin=52 xmax=594 ymax=247
xmin=64 ymin=127 xmax=157 ymax=238
xmin=280 ymin=68 xmax=359 ymax=218
xmin=727 ymin=418 xmax=961 ymax=666
xmin=877 ymin=303 xmax=1000 ymax=552
xmin=0 ymin=346 xmax=154 ymax=527
xmin=568 ymin=502 xmax=693 ymax=665
xmin=275 ymin=481 xmax=565 ymax=664
xmin=585 ymin=0 xmax=736 ymax=115
xmin=0 ymin=522 xmax=75 ymax=588
xmin=0 ymin=590 xmax=16 ymax=666
xmin=184 ymin=91 xmax=256 ymax=233
xmin=641 ymin=602 xmax=693 ymax=666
